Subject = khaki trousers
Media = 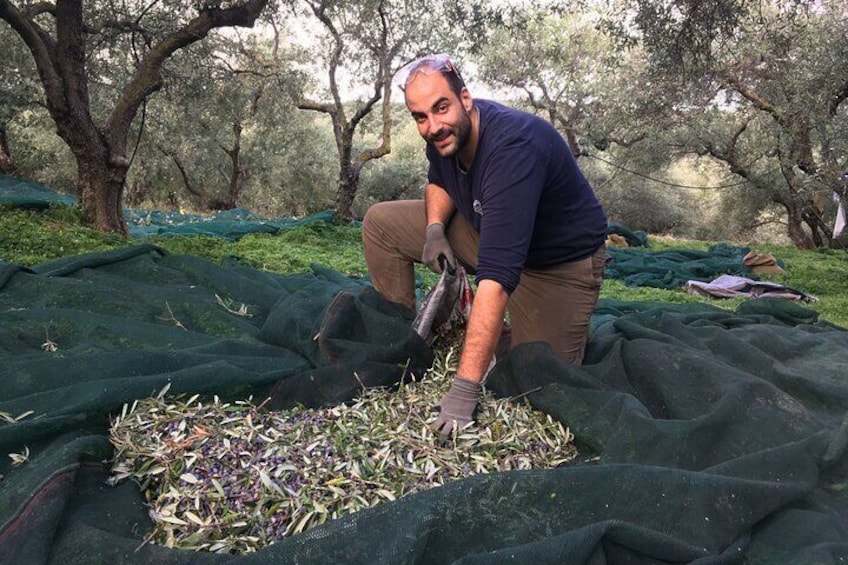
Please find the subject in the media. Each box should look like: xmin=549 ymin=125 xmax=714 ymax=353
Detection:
xmin=362 ymin=200 xmax=605 ymax=365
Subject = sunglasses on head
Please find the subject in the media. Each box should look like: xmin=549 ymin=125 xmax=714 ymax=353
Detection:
xmin=395 ymin=54 xmax=464 ymax=92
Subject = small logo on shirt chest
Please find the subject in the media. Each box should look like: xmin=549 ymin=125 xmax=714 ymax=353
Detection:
xmin=473 ymin=199 xmax=484 ymax=216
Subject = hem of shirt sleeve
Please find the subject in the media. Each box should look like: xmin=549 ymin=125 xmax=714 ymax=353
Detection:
xmin=474 ymin=273 xmax=518 ymax=295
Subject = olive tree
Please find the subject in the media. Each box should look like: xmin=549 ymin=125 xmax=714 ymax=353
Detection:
xmin=477 ymin=8 xmax=648 ymax=157
xmin=606 ymin=0 xmax=848 ymax=248
xmin=287 ymin=0 xmax=492 ymax=222
xmin=0 ymin=0 xmax=270 ymax=233
xmin=126 ymin=32 xmax=339 ymax=216
xmin=0 ymin=26 xmax=41 ymax=174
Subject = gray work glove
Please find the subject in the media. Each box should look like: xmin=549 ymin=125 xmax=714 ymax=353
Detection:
xmin=422 ymin=222 xmax=456 ymax=274
xmin=431 ymin=376 xmax=481 ymax=438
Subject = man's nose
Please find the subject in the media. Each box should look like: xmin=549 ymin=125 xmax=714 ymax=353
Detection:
xmin=426 ymin=115 xmax=442 ymax=135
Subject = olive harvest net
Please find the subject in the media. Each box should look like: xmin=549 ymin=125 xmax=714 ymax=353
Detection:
xmin=2 ymin=176 xmax=848 ymax=564
xmin=0 ymin=173 xmax=338 ymax=239
xmin=1 ymin=243 xmax=847 ymax=564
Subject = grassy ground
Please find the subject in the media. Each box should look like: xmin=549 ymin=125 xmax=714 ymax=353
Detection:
xmin=2 ymin=205 xmax=846 ymax=328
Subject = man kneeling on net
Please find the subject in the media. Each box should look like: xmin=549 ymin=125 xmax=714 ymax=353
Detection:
xmin=362 ymin=54 xmax=607 ymax=439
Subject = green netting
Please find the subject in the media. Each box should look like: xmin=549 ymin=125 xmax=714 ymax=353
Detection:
xmin=124 ymin=209 xmax=341 ymax=239
xmin=0 ymin=174 xmax=339 ymax=239
xmin=606 ymin=221 xmax=649 ymax=247
xmin=0 ymin=174 xmax=76 ymax=208
xmin=1 ymin=245 xmax=848 ymax=564
xmin=605 ymin=243 xmax=768 ymax=288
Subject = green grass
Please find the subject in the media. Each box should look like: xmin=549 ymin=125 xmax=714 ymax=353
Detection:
xmin=0 ymin=205 xmax=126 ymax=263
xmin=150 ymin=222 xmax=368 ymax=276
xmin=1 ymin=205 xmax=846 ymax=328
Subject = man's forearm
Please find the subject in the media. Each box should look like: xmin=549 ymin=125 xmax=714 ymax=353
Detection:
xmin=457 ymin=279 xmax=509 ymax=383
xmin=425 ymin=183 xmax=456 ymax=226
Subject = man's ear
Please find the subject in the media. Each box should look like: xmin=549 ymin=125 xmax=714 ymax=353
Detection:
xmin=460 ymin=87 xmax=474 ymax=112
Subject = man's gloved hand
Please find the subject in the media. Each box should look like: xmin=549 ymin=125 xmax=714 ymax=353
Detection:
xmin=422 ymin=222 xmax=456 ymax=274
xmin=431 ymin=376 xmax=481 ymax=438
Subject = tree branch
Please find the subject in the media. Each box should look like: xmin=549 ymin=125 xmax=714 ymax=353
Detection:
xmin=725 ymin=74 xmax=790 ymax=129
xmin=700 ymin=119 xmax=753 ymax=182
xmin=725 ymin=118 xmax=748 ymax=167
xmin=726 ymin=75 xmax=777 ymax=113
xmin=0 ymin=0 xmax=63 ymax=110
xmin=727 ymin=73 xmax=816 ymax=174
xmin=606 ymin=133 xmax=647 ymax=148
xmin=349 ymin=1 xmax=391 ymax=131
xmin=157 ymin=145 xmax=200 ymax=197
xmin=56 ymin=0 xmax=91 ymax=117
xmin=24 ymin=2 xmax=54 ymax=17
xmin=356 ymin=64 xmax=393 ymax=164
xmin=297 ymin=99 xmax=335 ymax=114
xmin=349 ymin=77 xmax=383 ymax=131
xmin=106 ymin=0 xmax=269 ymax=155
xmin=306 ymin=0 xmax=345 ymax=122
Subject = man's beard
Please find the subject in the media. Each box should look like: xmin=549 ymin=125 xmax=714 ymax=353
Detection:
xmin=427 ymin=107 xmax=472 ymax=158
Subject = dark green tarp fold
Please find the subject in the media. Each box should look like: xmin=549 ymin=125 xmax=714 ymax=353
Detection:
xmin=605 ymin=244 xmax=761 ymax=289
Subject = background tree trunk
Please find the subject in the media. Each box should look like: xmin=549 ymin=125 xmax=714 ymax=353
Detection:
xmin=77 ymin=155 xmax=129 ymax=234
xmin=777 ymin=197 xmax=815 ymax=249
xmin=335 ymin=164 xmax=362 ymax=223
xmin=217 ymin=120 xmax=248 ymax=210
xmin=0 ymin=125 xmax=17 ymax=174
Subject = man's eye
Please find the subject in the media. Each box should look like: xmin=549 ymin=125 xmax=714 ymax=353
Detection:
xmin=437 ymin=104 xmax=448 ymax=113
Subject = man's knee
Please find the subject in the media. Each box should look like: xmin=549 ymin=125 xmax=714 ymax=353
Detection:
xmin=362 ymin=201 xmax=392 ymax=239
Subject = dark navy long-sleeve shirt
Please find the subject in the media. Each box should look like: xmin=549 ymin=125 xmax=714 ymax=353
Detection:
xmin=427 ymin=99 xmax=607 ymax=294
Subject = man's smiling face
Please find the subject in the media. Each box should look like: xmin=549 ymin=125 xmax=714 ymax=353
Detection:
xmin=404 ymin=72 xmax=473 ymax=159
